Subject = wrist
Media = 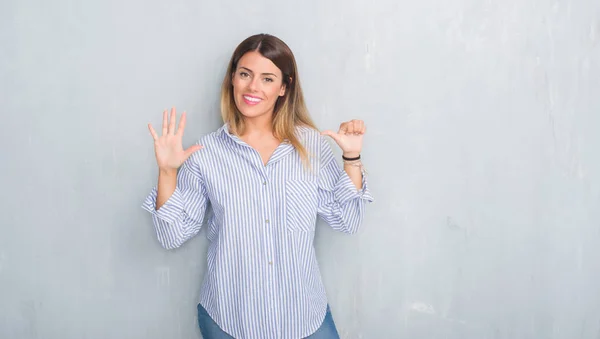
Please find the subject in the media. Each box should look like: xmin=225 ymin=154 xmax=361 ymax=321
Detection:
xmin=342 ymin=151 xmax=360 ymax=158
xmin=159 ymin=168 xmax=178 ymax=177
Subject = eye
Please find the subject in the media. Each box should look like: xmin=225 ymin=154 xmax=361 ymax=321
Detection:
xmin=263 ymin=78 xmax=274 ymax=83
xmin=239 ymin=72 xmax=250 ymax=78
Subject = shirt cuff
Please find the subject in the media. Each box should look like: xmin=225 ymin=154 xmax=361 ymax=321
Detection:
xmin=141 ymin=186 xmax=186 ymax=224
xmin=333 ymin=170 xmax=374 ymax=206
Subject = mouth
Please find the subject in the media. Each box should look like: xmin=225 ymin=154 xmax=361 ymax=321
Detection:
xmin=242 ymin=95 xmax=262 ymax=106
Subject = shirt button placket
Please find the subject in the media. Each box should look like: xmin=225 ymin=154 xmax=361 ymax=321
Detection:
xmin=262 ymin=173 xmax=274 ymax=267
xmin=262 ymin=168 xmax=278 ymax=334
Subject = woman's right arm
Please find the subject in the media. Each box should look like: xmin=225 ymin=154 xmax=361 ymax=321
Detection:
xmin=142 ymin=158 xmax=208 ymax=249
xmin=141 ymin=108 xmax=206 ymax=249
xmin=156 ymin=169 xmax=177 ymax=210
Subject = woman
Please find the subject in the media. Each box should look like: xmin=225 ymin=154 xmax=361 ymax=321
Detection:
xmin=143 ymin=33 xmax=373 ymax=339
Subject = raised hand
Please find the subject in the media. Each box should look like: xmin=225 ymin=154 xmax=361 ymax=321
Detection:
xmin=321 ymin=119 xmax=366 ymax=157
xmin=148 ymin=107 xmax=203 ymax=172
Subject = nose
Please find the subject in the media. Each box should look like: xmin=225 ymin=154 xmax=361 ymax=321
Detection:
xmin=248 ymin=77 xmax=260 ymax=92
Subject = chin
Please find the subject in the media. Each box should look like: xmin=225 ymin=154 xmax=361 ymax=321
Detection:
xmin=237 ymin=107 xmax=262 ymax=119
xmin=235 ymin=102 xmax=273 ymax=120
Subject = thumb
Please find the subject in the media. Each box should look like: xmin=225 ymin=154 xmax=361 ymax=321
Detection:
xmin=321 ymin=130 xmax=342 ymax=143
xmin=183 ymin=144 xmax=203 ymax=160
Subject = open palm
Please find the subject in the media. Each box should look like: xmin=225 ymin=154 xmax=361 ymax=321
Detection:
xmin=148 ymin=107 xmax=202 ymax=171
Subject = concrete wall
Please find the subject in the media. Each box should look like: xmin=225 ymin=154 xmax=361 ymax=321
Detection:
xmin=1 ymin=0 xmax=599 ymax=337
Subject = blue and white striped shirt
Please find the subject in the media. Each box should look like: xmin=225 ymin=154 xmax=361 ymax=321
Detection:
xmin=142 ymin=123 xmax=373 ymax=339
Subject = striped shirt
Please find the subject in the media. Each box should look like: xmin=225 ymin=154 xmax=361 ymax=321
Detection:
xmin=142 ymin=123 xmax=373 ymax=339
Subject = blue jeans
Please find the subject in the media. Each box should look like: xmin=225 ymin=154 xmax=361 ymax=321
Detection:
xmin=197 ymin=303 xmax=340 ymax=339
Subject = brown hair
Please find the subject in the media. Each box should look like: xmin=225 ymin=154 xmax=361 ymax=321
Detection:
xmin=220 ymin=33 xmax=317 ymax=165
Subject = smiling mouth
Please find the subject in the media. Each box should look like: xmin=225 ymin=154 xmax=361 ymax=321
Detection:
xmin=243 ymin=95 xmax=262 ymax=105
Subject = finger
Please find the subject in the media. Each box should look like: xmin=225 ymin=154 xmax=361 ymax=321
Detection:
xmin=353 ymin=120 xmax=362 ymax=134
xmin=352 ymin=120 xmax=362 ymax=134
xmin=148 ymin=123 xmax=159 ymax=141
xmin=169 ymin=107 xmax=176 ymax=135
xmin=346 ymin=121 xmax=355 ymax=134
xmin=177 ymin=111 xmax=187 ymax=136
xmin=162 ymin=110 xmax=168 ymax=136
xmin=338 ymin=122 xmax=349 ymax=135
xmin=183 ymin=144 xmax=204 ymax=160
xmin=321 ymin=130 xmax=342 ymax=143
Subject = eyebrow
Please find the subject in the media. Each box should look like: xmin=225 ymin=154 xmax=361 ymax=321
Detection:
xmin=239 ymin=66 xmax=278 ymax=78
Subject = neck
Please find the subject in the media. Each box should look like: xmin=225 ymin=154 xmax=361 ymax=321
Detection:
xmin=241 ymin=113 xmax=274 ymax=138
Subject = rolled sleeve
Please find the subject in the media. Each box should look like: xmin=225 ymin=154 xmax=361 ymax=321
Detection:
xmin=317 ymin=137 xmax=374 ymax=234
xmin=141 ymin=156 xmax=209 ymax=249
xmin=142 ymin=186 xmax=186 ymax=224
xmin=332 ymin=166 xmax=374 ymax=205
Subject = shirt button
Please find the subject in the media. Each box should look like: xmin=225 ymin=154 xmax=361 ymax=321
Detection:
xmin=268 ymin=261 xmax=273 ymax=265
xmin=265 ymin=219 xmax=270 ymax=224
xmin=263 ymin=181 xmax=267 ymax=185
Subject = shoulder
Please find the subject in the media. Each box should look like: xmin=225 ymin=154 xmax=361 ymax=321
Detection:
xmin=294 ymin=124 xmax=326 ymax=148
xmin=294 ymin=124 xmax=336 ymax=167
xmin=296 ymin=124 xmax=334 ymax=145
xmin=196 ymin=124 xmax=228 ymax=146
xmin=184 ymin=124 xmax=228 ymax=171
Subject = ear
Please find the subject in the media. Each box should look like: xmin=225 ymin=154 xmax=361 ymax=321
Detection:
xmin=279 ymin=84 xmax=286 ymax=97
xmin=279 ymin=76 xmax=291 ymax=97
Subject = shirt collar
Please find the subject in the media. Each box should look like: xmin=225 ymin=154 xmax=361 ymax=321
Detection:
xmin=218 ymin=122 xmax=296 ymax=143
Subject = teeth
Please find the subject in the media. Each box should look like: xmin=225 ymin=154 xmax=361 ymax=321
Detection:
xmin=244 ymin=96 xmax=261 ymax=102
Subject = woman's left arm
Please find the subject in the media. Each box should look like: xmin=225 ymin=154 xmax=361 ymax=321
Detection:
xmin=322 ymin=119 xmax=368 ymax=189
xmin=318 ymin=119 xmax=373 ymax=234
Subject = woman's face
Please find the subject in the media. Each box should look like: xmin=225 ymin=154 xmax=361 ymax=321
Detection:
xmin=232 ymin=51 xmax=287 ymax=121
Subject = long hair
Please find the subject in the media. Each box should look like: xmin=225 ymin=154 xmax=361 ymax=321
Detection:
xmin=220 ymin=33 xmax=317 ymax=165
